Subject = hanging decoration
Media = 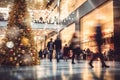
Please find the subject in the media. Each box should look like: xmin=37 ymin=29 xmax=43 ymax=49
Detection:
xmin=6 ymin=41 xmax=14 ymax=48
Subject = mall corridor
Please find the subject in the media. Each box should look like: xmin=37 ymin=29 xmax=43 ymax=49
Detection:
xmin=0 ymin=0 xmax=120 ymax=80
xmin=0 ymin=59 xmax=120 ymax=80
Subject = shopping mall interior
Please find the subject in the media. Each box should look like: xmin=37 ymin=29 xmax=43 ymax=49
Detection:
xmin=0 ymin=0 xmax=117 ymax=51
xmin=0 ymin=0 xmax=120 ymax=80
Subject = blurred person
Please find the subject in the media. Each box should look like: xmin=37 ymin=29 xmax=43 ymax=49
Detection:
xmin=89 ymin=23 xmax=109 ymax=68
xmin=82 ymin=49 xmax=87 ymax=60
xmin=43 ymin=47 xmax=48 ymax=59
xmin=107 ymin=48 xmax=114 ymax=61
xmin=63 ymin=44 xmax=70 ymax=62
xmin=86 ymin=48 xmax=92 ymax=60
xmin=38 ymin=49 xmax=43 ymax=59
xmin=54 ymin=35 xmax=62 ymax=63
xmin=70 ymin=32 xmax=81 ymax=64
xmin=47 ymin=38 xmax=54 ymax=62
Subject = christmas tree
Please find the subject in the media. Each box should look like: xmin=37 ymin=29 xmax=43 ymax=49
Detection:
xmin=0 ymin=0 xmax=40 ymax=66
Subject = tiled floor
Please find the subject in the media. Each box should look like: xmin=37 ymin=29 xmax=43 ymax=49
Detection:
xmin=0 ymin=59 xmax=120 ymax=80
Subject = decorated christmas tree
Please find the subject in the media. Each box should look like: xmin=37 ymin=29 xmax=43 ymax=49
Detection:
xmin=0 ymin=0 xmax=40 ymax=66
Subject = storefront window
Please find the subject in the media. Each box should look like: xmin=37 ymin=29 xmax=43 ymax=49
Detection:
xmin=60 ymin=23 xmax=75 ymax=46
xmin=80 ymin=1 xmax=113 ymax=52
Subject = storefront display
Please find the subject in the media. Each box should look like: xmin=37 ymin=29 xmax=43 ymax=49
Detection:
xmin=80 ymin=1 xmax=113 ymax=52
xmin=60 ymin=23 xmax=75 ymax=46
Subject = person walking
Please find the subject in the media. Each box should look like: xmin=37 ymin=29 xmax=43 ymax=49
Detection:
xmin=63 ymin=44 xmax=70 ymax=62
xmin=38 ymin=49 xmax=43 ymax=59
xmin=43 ymin=47 xmax=48 ymax=59
xmin=47 ymin=38 xmax=54 ymax=62
xmin=54 ymin=35 xmax=62 ymax=63
xmin=89 ymin=23 xmax=109 ymax=68
xmin=70 ymin=32 xmax=81 ymax=64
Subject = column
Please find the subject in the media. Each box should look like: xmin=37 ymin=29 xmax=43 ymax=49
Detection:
xmin=75 ymin=10 xmax=80 ymax=32
xmin=113 ymin=0 xmax=120 ymax=61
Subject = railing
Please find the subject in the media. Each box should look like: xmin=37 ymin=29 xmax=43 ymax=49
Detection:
xmin=0 ymin=21 xmax=63 ymax=30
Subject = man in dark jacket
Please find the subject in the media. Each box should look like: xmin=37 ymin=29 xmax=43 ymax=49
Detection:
xmin=54 ymin=35 xmax=62 ymax=63
xmin=47 ymin=38 xmax=54 ymax=62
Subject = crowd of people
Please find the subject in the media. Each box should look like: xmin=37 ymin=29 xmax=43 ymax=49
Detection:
xmin=38 ymin=23 xmax=115 ymax=68
xmin=38 ymin=32 xmax=83 ymax=64
xmin=38 ymin=45 xmax=114 ymax=63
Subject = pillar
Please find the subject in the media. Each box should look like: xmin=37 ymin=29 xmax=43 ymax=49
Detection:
xmin=113 ymin=0 xmax=120 ymax=61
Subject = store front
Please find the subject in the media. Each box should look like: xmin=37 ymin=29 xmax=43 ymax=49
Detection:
xmin=60 ymin=23 xmax=75 ymax=46
xmin=80 ymin=1 xmax=114 ymax=53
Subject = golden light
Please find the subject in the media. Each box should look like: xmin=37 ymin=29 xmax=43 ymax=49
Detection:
xmin=21 ymin=37 xmax=30 ymax=46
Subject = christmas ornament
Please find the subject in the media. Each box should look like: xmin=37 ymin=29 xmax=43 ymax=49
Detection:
xmin=19 ymin=29 xmax=24 ymax=33
xmin=18 ymin=54 xmax=21 ymax=57
xmin=32 ymin=57 xmax=35 ymax=61
xmin=20 ymin=61 xmax=22 ymax=63
xmin=13 ymin=53 xmax=16 ymax=56
xmin=14 ymin=57 xmax=17 ymax=60
xmin=9 ymin=57 xmax=13 ymax=61
xmin=16 ymin=63 xmax=20 ymax=66
xmin=6 ymin=41 xmax=14 ymax=48
xmin=27 ymin=28 xmax=31 ymax=32
xmin=21 ymin=50 xmax=25 ymax=54
xmin=21 ymin=37 xmax=30 ymax=46
xmin=9 ymin=49 xmax=14 ymax=54
xmin=19 ymin=43 xmax=23 ymax=48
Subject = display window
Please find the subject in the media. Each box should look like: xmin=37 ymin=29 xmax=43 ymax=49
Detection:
xmin=60 ymin=23 xmax=75 ymax=46
xmin=80 ymin=1 xmax=113 ymax=52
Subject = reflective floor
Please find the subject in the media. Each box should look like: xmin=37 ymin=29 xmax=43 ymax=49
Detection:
xmin=0 ymin=59 xmax=120 ymax=80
